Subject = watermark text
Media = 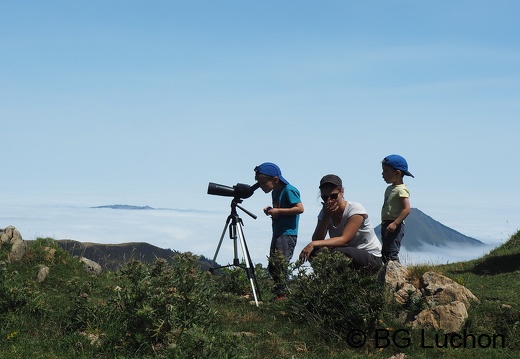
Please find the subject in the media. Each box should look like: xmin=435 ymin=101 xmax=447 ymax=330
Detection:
xmin=344 ymin=329 xmax=506 ymax=349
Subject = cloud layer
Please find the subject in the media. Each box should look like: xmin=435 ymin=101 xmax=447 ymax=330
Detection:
xmin=1 ymin=203 xmax=505 ymax=268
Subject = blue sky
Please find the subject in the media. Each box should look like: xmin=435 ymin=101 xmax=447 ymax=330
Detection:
xmin=1 ymin=1 xmax=519 ymax=264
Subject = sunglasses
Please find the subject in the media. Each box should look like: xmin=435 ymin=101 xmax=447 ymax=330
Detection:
xmin=321 ymin=192 xmax=340 ymax=202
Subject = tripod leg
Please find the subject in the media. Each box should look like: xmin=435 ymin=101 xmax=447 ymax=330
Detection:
xmin=242 ymin=232 xmax=263 ymax=303
xmin=236 ymin=220 xmax=261 ymax=306
xmin=210 ymin=216 xmax=231 ymax=271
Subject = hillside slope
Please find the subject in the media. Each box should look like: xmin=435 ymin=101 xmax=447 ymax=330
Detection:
xmin=54 ymin=239 xmax=214 ymax=271
xmin=375 ymin=208 xmax=484 ymax=251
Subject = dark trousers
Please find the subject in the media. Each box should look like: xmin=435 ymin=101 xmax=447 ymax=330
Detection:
xmin=310 ymin=246 xmax=383 ymax=272
xmin=381 ymin=221 xmax=405 ymax=263
xmin=269 ymin=234 xmax=297 ymax=296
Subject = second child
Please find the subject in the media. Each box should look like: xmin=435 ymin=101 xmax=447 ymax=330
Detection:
xmin=381 ymin=154 xmax=414 ymax=263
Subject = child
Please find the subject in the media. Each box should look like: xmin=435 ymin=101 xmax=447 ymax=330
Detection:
xmin=254 ymin=162 xmax=304 ymax=300
xmin=381 ymin=154 xmax=413 ymax=263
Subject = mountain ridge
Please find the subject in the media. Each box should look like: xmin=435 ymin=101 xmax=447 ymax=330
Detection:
xmin=54 ymin=239 xmax=215 ymax=272
xmin=52 ymin=207 xmax=485 ymax=270
xmin=374 ymin=208 xmax=484 ymax=251
xmin=91 ymin=204 xmax=155 ymax=210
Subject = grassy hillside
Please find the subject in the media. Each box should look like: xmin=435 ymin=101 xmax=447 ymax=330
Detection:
xmin=435 ymin=230 xmax=520 ymax=354
xmin=52 ymin=239 xmax=215 ymax=272
xmin=1 ymin=231 xmax=519 ymax=358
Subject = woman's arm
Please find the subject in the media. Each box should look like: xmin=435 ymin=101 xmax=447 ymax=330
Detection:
xmin=312 ymin=217 xmax=329 ymax=241
xmin=318 ymin=214 xmax=364 ymax=247
xmin=300 ymin=214 xmax=365 ymax=261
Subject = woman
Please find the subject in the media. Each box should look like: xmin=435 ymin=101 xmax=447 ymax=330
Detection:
xmin=299 ymin=174 xmax=383 ymax=271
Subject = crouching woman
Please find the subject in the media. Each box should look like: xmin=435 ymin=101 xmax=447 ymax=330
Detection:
xmin=299 ymin=174 xmax=383 ymax=272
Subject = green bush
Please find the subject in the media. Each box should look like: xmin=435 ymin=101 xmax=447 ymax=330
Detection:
xmin=73 ymin=253 xmax=228 ymax=356
xmin=286 ymin=250 xmax=385 ymax=341
xmin=214 ymin=263 xmax=272 ymax=301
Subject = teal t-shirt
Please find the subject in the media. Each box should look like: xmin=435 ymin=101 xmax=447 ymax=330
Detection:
xmin=271 ymin=183 xmax=301 ymax=237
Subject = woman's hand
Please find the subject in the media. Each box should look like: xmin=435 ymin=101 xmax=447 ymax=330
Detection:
xmin=322 ymin=200 xmax=340 ymax=217
xmin=299 ymin=242 xmax=315 ymax=262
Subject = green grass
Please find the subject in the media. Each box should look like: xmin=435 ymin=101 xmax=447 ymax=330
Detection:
xmin=1 ymin=232 xmax=519 ymax=358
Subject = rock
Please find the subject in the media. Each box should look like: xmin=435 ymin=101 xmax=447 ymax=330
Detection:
xmin=394 ymin=282 xmax=422 ymax=305
xmin=0 ymin=232 xmax=9 ymax=244
xmin=36 ymin=265 xmax=50 ymax=283
xmin=382 ymin=263 xmax=479 ymax=333
xmin=421 ymin=271 xmax=479 ymax=309
xmin=1 ymin=226 xmax=27 ymax=262
xmin=381 ymin=260 xmax=409 ymax=291
xmin=410 ymin=301 xmax=468 ymax=333
xmin=80 ymin=257 xmax=102 ymax=275
xmin=9 ymin=238 xmax=27 ymax=262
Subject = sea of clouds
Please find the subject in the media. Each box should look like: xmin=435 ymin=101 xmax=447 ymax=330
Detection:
xmin=0 ymin=203 xmax=511 ymax=268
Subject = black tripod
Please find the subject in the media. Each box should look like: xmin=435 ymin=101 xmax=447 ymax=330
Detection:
xmin=210 ymin=197 xmax=262 ymax=306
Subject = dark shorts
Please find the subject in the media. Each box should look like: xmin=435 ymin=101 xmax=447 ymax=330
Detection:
xmin=270 ymin=234 xmax=297 ymax=261
xmin=329 ymin=246 xmax=383 ymax=271
xmin=269 ymin=234 xmax=297 ymax=295
xmin=381 ymin=221 xmax=405 ymax=263
xmin=311 ymin=246 xmax=383 ymax=272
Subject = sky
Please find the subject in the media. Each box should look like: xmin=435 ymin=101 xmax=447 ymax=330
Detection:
xmin=1 ymin=1 xmax=519 ymax=266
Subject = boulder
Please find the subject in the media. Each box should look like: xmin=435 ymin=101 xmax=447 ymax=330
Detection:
xmin=381 ymin=262 xmax=479 ymax=333
xmin=80 ymin=257 xmax=102 ymax=276
xmin=36 ymin=265 xmax=50 ymax=283
xmin=382 ymin=260 xmax=409 ymax=291
xmin=395 ymin=282 xmax=422 ymax=305
xmin=9 ymin=237 xmax=27 ymax=262
xmin=421 ymin=271 xmax=479 ymax=309
xmin=410 ymin=301 xmax=469 ymax=333
xmin=1 ymin=226 xmax=27 ymax=262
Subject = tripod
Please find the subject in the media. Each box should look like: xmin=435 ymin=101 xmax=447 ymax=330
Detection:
xmin=210 ymin=197 xmax=262 ymax=306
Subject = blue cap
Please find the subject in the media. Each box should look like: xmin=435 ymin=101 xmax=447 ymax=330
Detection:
xmin=254 ymin=162 xmax=289 ymax=184
xmin=382 ymin=154 xmax=414 ymax=178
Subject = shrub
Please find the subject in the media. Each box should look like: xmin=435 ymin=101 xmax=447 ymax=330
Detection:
xmin=286 ymin=250 xmax=385 ymax=341
xmin=76 ymin=253 xmax=223 ymax=356
xmin=214 ymin=263 xmax=272 ymax=301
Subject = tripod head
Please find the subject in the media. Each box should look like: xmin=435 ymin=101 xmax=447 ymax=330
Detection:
xmin=230 ymin=197 xmax=257 ymax=220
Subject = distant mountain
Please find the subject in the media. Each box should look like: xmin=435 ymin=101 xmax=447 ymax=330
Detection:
xmin=374 ymin=208 xmax=484 ymax=251
xmin=91 ymin=204 xmax=155 ymax=210
xmin=59 ymin=208 xmax=482 ymax=268
xmin=90 ymin=204 xmax=214 ymax=213
xmin=55 ymin=240 xmax=215 ymax=272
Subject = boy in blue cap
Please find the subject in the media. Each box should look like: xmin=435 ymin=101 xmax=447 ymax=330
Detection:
xmin=381 ymin=154 xmax=414 ymax=263
xmin=254 ymin=162 xmax=304 ymax=300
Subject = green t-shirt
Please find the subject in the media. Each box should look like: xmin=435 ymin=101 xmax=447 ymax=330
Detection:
xmin=381 ymin=184 xmax=410 ymax=222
